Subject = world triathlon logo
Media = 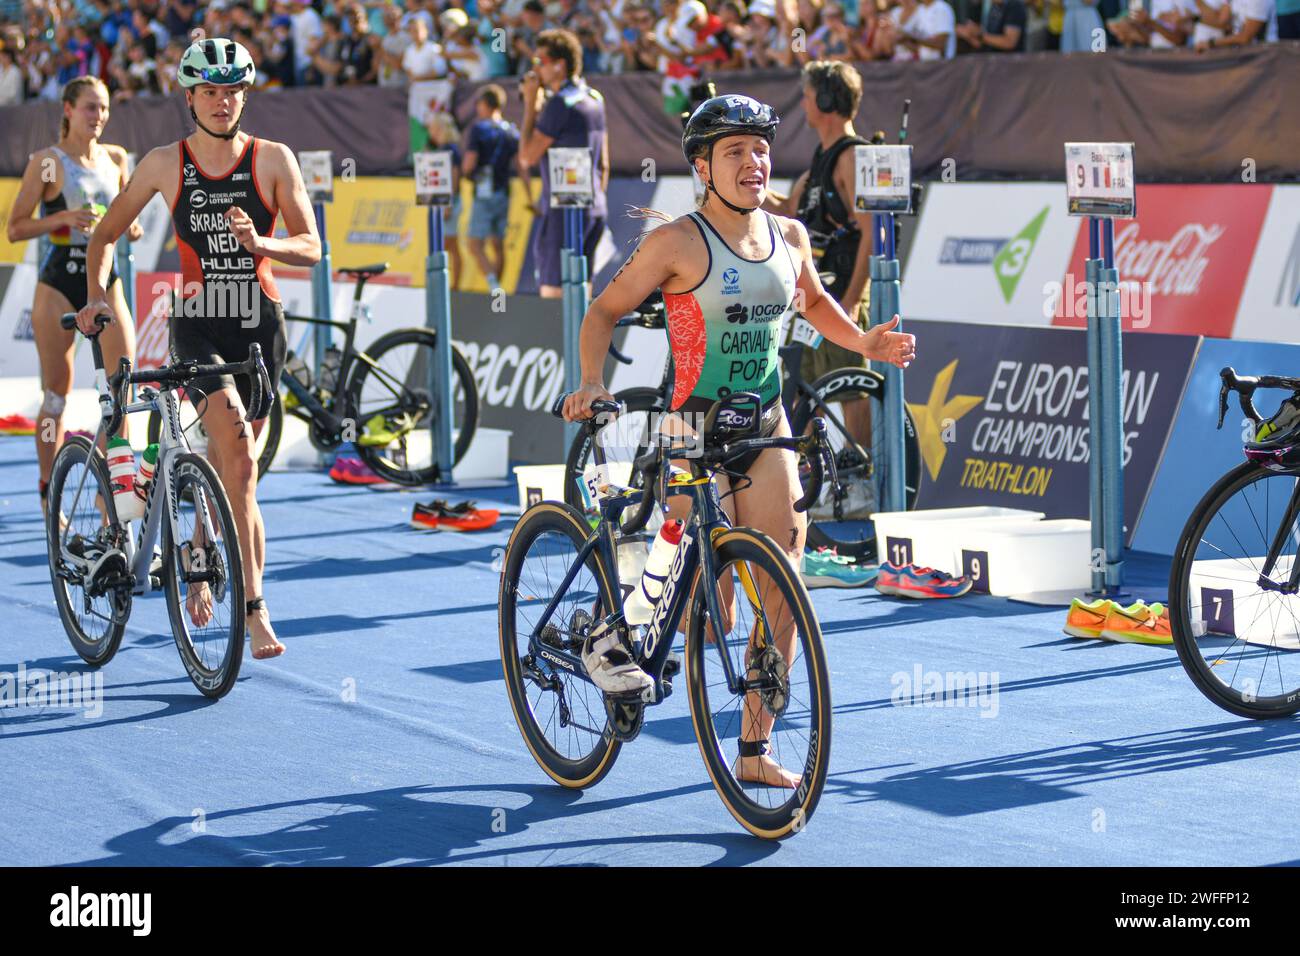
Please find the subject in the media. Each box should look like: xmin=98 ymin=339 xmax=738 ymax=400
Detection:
xmin=721 ymin=267 xmax=741 ymax=296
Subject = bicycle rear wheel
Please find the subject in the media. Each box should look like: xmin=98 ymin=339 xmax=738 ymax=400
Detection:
xmin=346 ymin=328 xmax=478 ymax=485
xmin=46 ymin=435 xmax=129 ymax=666
xmin=162 ymin=452 xmax=246 ymax=698
xmin=685 ymin=528 xmax=831 ymax=838
xmin=499 ymin=502 xmax=622 ymax=788
xmin=1170 ymin=461 xmax=1300 ymax=719
xmin=790 ymin=367 xmax=921 ymax=561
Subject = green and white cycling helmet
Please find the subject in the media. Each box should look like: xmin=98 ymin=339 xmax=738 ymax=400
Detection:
xmin=178 ymin=38 xmax=256 ymax=89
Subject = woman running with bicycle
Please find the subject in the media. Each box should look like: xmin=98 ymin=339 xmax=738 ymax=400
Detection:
xmin=76 ymin=37 xmax=321 ymax=661
xmin=7 ymin=76 xmax=141 ymax=517
xmin=562 ymin=94 xmax=915 ymax=787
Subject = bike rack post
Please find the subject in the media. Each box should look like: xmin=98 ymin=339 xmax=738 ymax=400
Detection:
xmin=1097 ymin=217 xmax=1125 ymax=593
xmin=870 ymin=212 xmax=907 ymax=513
xmin=1085 ymin=219 xmax=1105 ymax=595
xmin=311 ymin=201 xmax=335 ymax=467
xmin=425 ymin=203 xmax=457 ymax=485
xmin=561 ymin=207 xmax=588 ymax=451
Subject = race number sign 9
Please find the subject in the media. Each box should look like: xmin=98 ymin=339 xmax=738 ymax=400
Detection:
xmin=1064 ymin=142 xmax=1136 ymax=219
xmin=854 ymin=145 xmax=912 ymax=214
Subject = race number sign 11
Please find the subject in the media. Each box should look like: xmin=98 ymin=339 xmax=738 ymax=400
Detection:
xmin=1064 ymin=142 xmax=1136 ymax=219
xmin=854 ymin=145 xmax=912 ymax=214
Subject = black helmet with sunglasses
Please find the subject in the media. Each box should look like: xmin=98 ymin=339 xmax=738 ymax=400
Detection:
xmin=681 ymin=94 xmax=779 ymax=214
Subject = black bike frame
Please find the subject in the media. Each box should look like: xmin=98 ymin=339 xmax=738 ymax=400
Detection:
xmin=526 ymin=477 xmax=762 ymax=705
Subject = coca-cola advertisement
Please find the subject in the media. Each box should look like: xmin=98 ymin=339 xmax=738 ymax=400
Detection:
xmin=1054 ymin=185 xmax=1272 ymax=337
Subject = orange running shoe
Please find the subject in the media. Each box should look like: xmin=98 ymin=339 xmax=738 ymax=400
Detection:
xmin=1063 ymin=597 xmax=1119 ymax=639
xmin=1100 ymin=601 xmax=1172 ymax=645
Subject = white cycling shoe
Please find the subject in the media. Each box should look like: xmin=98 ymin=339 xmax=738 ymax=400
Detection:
xmin=582 ymin=625 xmax=653 ymax=696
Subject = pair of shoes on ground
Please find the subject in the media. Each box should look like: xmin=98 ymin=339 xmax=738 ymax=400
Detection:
xmin=329 ymin=456 xmax=386 ymax=485
xmin=800 ymin=547 xmax=878 ymax=589
xmin=410 ymin=499 xmax=500 ymax=532
xmin=876 ymin=562 xmax=973 ymax=599
xmin=1064 ymin=597 xmax=1172 ymax=645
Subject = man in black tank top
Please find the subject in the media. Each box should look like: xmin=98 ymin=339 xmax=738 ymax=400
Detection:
xmin=763 ymin=60 xmax=875 ymax=442
xmin=78 ymin=38 xmax=321 ymax=663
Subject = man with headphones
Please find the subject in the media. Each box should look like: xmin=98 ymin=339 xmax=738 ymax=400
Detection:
xmin=763 ymin=60 xmax=874 ymax=447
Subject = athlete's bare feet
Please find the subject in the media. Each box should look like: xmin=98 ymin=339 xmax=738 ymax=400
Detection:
xmin=247 ymin=603 xmax=285 ymax=660
xmin=186 ymin=581 xmax=214 ymax=628
xmin=735 ymin=752 xmax=801 ymax=789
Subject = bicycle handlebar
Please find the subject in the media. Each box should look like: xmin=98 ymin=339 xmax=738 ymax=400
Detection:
xmin=1218 ymin=366 xmax=1300 ymax=430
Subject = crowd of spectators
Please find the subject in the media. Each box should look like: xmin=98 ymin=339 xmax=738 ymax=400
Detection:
xmin=1 ymin=0 xmax=1295 ymax=108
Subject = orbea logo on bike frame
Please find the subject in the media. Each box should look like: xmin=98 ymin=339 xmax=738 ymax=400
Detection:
xmin=643 ymin=530 xmax=695 ymax=659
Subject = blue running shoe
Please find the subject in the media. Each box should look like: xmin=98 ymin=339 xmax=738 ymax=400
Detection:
xmin=800 ymin=548 xmax=879 ymax=589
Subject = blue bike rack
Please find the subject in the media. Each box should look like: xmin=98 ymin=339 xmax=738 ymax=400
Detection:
xmin=115 ymin=238 xmax=135 ymax=319
xmin=869 ymin=212 xmax=908 ymax=514
xmin=561 ymin=205 xmax=588 ymax=451
xmin=1087 ymin=216 xmax=1126 ymax=597
xmin=425 ymin=200 xmax=457 ymax=486
xmin=310 ymin=200 xmax=335 ymax=466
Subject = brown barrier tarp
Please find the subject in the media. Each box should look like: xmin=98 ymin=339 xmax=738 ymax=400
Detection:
xmin=1 ymin=45 xmax=1295 ymax=182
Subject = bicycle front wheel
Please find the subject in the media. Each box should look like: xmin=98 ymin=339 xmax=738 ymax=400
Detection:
xmin=791 ymin=367 xmax=921 ymax=561
xmin=162 ymin=452 xmax=246 ymax=698
xmin=46 ymin=435 xmax=129 ymax=666
xmin=1170 ymin=461 xmax=1300 ymax=719
xmin=346 ymin=328 xmax=479 ymax=485
xmin=563 ymin=386 xmax=663 ymax=533
xmin=685 ymin=527 xmax=831 ymax=838
xmin=499 ymin=502 xmax=622 ymax=788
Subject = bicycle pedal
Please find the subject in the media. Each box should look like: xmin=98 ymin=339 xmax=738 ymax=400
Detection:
xmin=663 ymin=651 xmax=681 ymax=678
xmin=604 ymin=694 xmax=644 ymax=743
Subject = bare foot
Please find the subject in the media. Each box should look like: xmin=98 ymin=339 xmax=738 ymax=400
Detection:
xmin=736 ymin=752 xmax=801 ymax=789
xmin=248 ymin=606 xmax=285 ymax=660
xmin=186 ymin=581 xmax=214 ymax=628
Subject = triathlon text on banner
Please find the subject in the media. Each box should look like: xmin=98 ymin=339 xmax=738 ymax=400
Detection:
xmin=1065 ymin=143 xmax=1136 ymax=219
xmin=854 ymin=145 xmax=912 ymax=214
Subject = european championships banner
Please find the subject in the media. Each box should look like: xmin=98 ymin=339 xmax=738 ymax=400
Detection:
xmin=903 ymin=320 xmax=1200 ymax=545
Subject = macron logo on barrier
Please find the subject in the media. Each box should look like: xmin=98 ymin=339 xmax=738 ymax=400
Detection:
xmin=50 ymin=886 xmax=152 ymax=936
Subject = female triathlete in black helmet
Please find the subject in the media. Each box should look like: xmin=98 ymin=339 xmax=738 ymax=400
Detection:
xmin=561 ymin=94 xmax=917 ymax=787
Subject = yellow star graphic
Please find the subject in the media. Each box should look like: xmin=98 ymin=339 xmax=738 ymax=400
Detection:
xmin=906 ymin=360 xmax=983 ymax=482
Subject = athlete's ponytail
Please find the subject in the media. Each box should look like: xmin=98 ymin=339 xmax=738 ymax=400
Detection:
xmin=60 ymin=76 xmax=109 ymax=139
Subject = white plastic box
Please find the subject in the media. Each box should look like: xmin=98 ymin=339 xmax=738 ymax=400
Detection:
xmin=951 ymin=518 xmax=1092 ymax=596
xmin=1187 ymin=556 xmax=1300 ymax=649
xmin=514 ymin=463 xmax=569 ymax=512
xmin=871 ymin=506 xmax=1046 ymax=575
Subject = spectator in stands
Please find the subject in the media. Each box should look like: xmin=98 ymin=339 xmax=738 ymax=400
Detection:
xmin=464 ymin=83 xmax=519 ymax=291
xmin=157 ymin=40 xmax=184 ymax=94
xmin=264 ymin=15 xmax=297 ymax=87
xmin=377 ymin=3 xmax=411 ymax=86
xmin=305 ymin=15 xmax=346 ymax=85
xmin=1061 ymin=0 xmax=1104 ymax=50
xmin=476 ymin=0 xmax=513 ymax=77
xmin=290 ymin=0 xmax=324 ymax=85
xmin=896 ymin=0 xmax=956 ymax=58
xmin=807 ymin=2 xmax=855 ymax=59
xmin=113 ymin=40 xmax=158 ymax=97
xmin=443 ymin=8 xmax=488 ymax=79
xmin=0 ymin=47 xmax=22 ymax=106
xmin=511 ymin=0 xmax=550 ymax=74
xmin=1194 ymin=0 xmax=1273 ymax=46
xmin=339 ymin=4 xmax=377 ymax=83
xmin=131 ymin=7 xmax=168 ymax=60
xmin=956 ymin=0 xmax=1029 ymax=50
xmin=713 ymin=1 xmax=750 ymax=69
xmin=1279 ymin=0 xmax=1300 ymax=36
xmin=402 ymin=14 xmax=448 ymax=80
xmin=518 ymin=28 xmax=608 ymax=298
xmin=745 ymin=0 xmax=793 ymax=66
xmin=162 ymin=0 xmax=197 ymax=40
xmin=617 ymin=4 xmax=662 ymax=71
xmin=1108 ymin=0 xmax=1193 ymax=47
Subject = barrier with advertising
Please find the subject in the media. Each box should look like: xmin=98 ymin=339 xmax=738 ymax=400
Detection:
xmin=902 ymin=183 xmax=1080 ymax=327
xmin=1229 ymin=185 xmax=1300 ymax=344
xmin=1054 ymin=184 xmax=1271 ymax=337
xmin=904 ymin=319 xmax=1199 ymax=545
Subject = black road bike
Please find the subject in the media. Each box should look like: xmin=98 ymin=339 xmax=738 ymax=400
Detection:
xmin=148 ymin=264 xmax=479 ymax=485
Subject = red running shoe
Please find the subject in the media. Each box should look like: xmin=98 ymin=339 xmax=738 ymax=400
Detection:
xmin=411 ymin=499 xmax=500 ymax=532
xmin=329 ymin=457 xmax=387 ymax=485
xmin=875 ymin=562 xmax=973 ymax=599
